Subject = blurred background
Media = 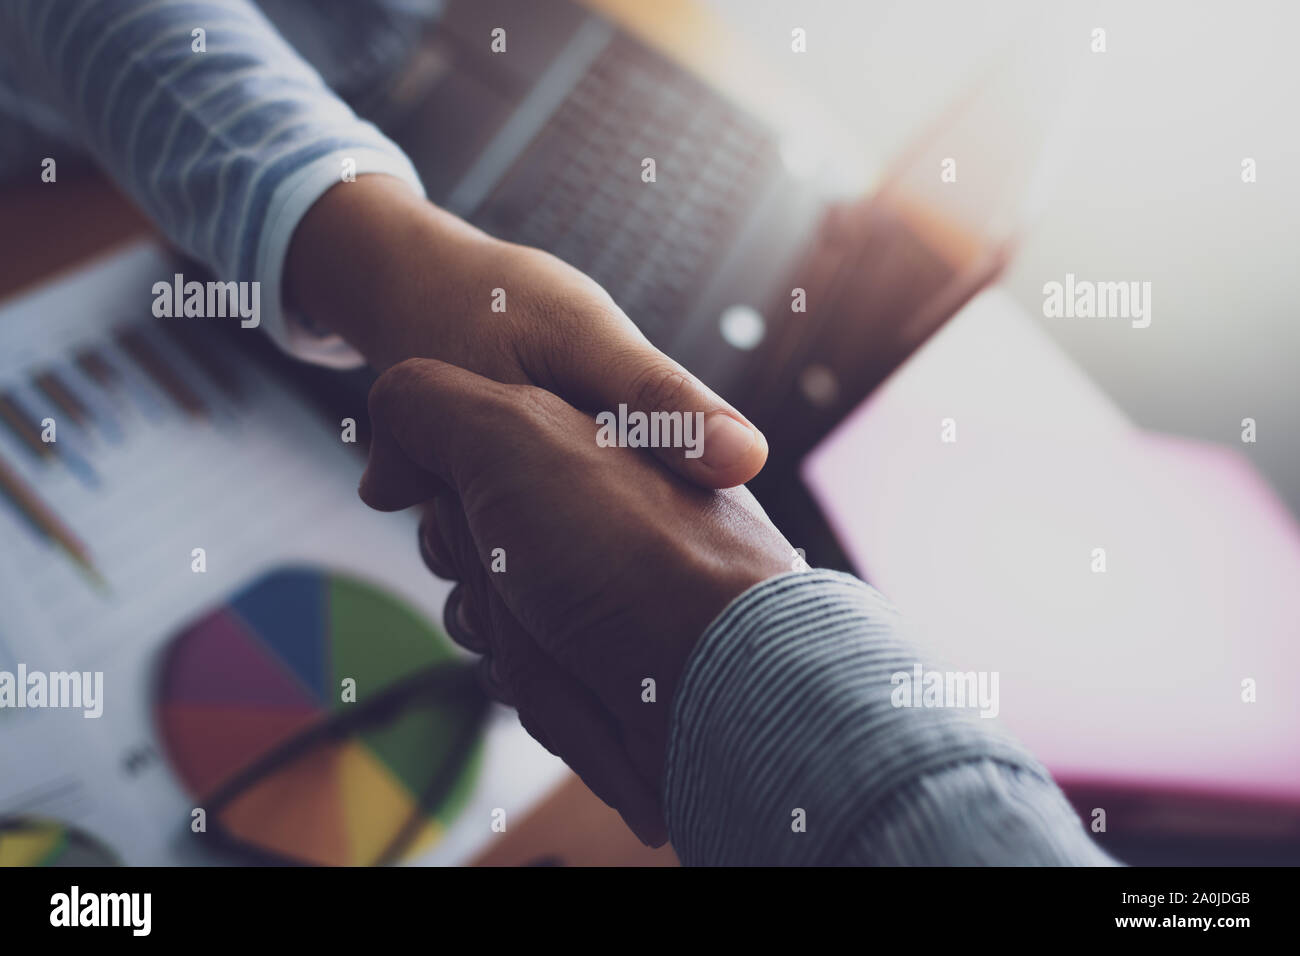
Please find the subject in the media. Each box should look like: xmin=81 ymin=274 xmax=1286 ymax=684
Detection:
xmin=709 ymin=0 xmax=1300 ymax=515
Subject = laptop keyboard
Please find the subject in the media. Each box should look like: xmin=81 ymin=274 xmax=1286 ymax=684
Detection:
xmin=471 ymin=34 xmax=781 ymax=344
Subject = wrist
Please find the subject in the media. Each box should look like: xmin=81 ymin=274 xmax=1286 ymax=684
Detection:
xmin=619 ymin=516 xmax=793 ymax=798
xmin=285 ymin=175 xmax=498 ymax=370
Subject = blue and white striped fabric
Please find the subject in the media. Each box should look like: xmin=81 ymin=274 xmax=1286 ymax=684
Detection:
xmin=666 ymin=571 xmax=1118 ymax=865
xmin=0 ymin=0 xmax=441 ymax=367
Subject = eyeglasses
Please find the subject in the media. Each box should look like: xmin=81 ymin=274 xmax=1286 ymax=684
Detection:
xmin=192 ymin=662 xmax=489 ymax=866
xmin=154 ymin=567 xmax=489 ymax=867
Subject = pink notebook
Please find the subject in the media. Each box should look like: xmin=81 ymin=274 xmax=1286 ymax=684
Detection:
xmin=802 ymin=290 xmax=1300 ymax=837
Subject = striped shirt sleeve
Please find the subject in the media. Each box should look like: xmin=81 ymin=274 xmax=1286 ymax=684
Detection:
xmin=0 ymin=0 xmax=425 ymax=368
xmin=664 ymin=570 xmax=1118 ymax=866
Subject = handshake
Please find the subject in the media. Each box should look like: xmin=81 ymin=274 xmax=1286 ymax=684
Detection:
xmin=347 ymin=230 xmax=794 ymax=846
xmin=312 ymin=181 xmax=1102 ymax=867
xmin=360 ymin=358 xmax=793 ymax=847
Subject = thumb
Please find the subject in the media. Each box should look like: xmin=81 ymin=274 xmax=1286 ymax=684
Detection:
xmin=359 ymin=358 xmax=524 ymax=512
xmin=542 ymin=325 xmax=768 ymax=489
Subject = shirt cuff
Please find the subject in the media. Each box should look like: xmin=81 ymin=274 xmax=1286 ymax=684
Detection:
xmin=253 ymin=145 xmax=426 ymax=369
xmin=849 ymin=758 xmax=1118 ymax=865
xmin=664 ymin=570 xmax=1080 ymax=865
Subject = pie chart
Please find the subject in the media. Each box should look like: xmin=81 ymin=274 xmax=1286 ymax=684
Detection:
xmin=155 ymin=566 xmax=484 ymax=866
xmin=0 ymin=818 xmax=119 ymax=867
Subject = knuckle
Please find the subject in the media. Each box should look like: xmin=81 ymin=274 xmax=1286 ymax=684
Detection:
xmin=510 ymin=383 xmax=566 ymax=427
xmin=628 ymin=360 xmax=694 ymax=414
xmin=518 ymin=270 xmax=576 ymax=326
xmin=369 ymin=357 xmax=431 ymax=420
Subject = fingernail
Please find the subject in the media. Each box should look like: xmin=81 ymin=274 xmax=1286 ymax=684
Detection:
xmin=702 ymin=413 xmax=758 ymax=470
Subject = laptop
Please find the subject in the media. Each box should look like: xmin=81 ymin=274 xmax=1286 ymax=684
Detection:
xmin=358 ymin=0 xmax=1062 ymax=521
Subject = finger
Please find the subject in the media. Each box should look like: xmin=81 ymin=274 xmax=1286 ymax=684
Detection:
xmin=501 ymin=627 xmax=668 ymax=846
xmin=537 ymin=322 xmax=768 ymax=489
xmin=432 ymin=494 xmax=478 ymax=577
xmin=431 ymin=491 xmax=669 ymax=845
xmin=475 ymin=655 xmax=513 ymax=706
xmin=432 ymin=498 xmax=498 ymax=659
xmin=417 ymin=502 xmax=457 ymax=581
xmin=357 ymin=413 xmax=448 ymax=512
xmin=443 ymin=584 xmax=490 ymax=655
xmin=359 ymin=358 xmax=545 ymax=509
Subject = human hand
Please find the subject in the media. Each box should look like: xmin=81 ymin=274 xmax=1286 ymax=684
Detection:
xmin=287 ymin=175 xmax=767 ymax=488
xmin=358 ymin=358 xmax=795 ymax=844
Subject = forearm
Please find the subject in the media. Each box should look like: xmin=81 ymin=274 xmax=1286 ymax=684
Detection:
xmin=0 ymin=0 xmax=423 ymax=365
xmin=664 ymin=571 xmax=1117 ymax=866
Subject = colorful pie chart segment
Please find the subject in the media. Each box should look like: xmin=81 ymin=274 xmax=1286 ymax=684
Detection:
xmin=0 ymin=818 xmax=120 ymax=867
xmin=155 ymin=567 xmax=483 ymax=866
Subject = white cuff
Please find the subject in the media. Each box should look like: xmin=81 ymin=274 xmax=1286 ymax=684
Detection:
xmin=253 ymin=146 xmax=426 ymax=369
